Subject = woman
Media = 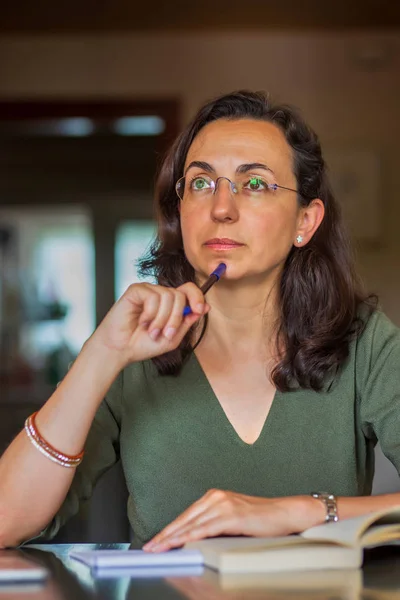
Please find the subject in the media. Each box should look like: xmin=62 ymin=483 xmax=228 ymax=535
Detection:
xmin=0 ymin=91 xmax=399 ymax=551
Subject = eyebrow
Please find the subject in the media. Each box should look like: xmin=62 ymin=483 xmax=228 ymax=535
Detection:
xmin=236 ymin=163 xmax=275 ymax=176
xmin=184 ymin=161 xmax=214 ymax=175
xmin=184 ymin=161 xmax=275 ymax=176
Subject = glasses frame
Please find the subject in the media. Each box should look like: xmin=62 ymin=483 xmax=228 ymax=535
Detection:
xmin=175 ymin=175 xmax=299 ymax=201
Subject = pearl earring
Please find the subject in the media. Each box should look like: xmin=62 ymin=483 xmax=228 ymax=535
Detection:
xmin=296 ymin=235 xmax=303 ymax=244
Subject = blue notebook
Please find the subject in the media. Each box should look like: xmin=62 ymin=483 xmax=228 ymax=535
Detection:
xmin=69 ymin=549 xmax=203 ymax=570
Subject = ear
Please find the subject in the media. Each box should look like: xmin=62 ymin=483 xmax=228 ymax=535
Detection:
xmin=294 ymin=199 xmax=325 ymax=247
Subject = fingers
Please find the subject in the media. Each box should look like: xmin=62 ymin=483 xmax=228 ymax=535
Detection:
xmin=148 ymin=288 xmax=191 ymax=341
xmin=143 ymin=494 xmax=300 ymax=552
xmin=145 ymin=511 xmax=239 ymax=552
xmin=154 ymin=515 xmax=237 ymax=552
xmin=143 ymin=489 xmax=231 ymax=552
xmin=177 ymin=282 xmax=208 ymax=317
xmin=144 ymin=492 xmax=215 ymax=549
xmin=130 ymin=282 xmax=209 ymax=343
xmin=145 ymin=288 xmax=176 ymax=341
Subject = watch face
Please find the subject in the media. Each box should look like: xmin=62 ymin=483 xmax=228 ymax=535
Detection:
xmin=312 ymin=492 xmax=331 ymax=498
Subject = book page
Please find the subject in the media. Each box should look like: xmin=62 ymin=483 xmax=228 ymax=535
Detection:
xmin=303 ymin=506 xmax=400 ymax=548
xmin=362 ymin=524 xmax=400 ymax=547
xmin=186 ymin=535 xmax=328 ymax=555
xmin=226 ymin=537 xmax=339 ymax=554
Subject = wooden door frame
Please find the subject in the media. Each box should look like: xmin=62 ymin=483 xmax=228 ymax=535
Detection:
xmin=0 ymin=98 xmax=180 ymax=154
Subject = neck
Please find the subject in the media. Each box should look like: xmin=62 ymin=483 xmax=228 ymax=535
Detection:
xmin=195 ymin=272 xmax=281 ymax=359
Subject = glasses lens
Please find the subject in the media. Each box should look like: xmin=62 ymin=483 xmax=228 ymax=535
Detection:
xmin=237 ymin=173 xmax=275 ymax=192
xmin=176 ymin=175 xmax=215 ymax=200
xmin=176 ymin=177 xmax=185 ymax=200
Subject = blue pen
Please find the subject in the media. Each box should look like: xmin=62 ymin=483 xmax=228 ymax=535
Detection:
xmin=183 ymin=263 xmax=227 ymax=316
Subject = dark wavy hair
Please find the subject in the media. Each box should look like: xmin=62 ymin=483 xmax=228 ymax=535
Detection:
xmin=139 ymin=90 xmax=376 ymax=391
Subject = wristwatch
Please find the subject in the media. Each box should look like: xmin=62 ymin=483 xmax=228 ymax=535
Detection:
xmin=311 ymin=492 xmax=339 ymax=523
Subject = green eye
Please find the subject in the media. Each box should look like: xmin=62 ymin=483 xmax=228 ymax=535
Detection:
xmin=246 ymin=177 xmax=266 ymax=191
xmin=250 ymin=177 xmax=260 ymax=190
xmin=192 ymin=177 xmax=209 ymax=190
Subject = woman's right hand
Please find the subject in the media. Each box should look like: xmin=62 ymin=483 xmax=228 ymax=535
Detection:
xmin=88 ymin=282 xmax=209 ymax=368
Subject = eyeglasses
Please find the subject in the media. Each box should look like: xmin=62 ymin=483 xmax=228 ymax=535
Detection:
xmin=175 ymin=174 xmax=299 ymax=202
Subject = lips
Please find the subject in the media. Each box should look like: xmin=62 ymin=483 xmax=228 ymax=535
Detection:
xmin=205 ymin=238 xmax=243 ymax=246
xmin=204 ymin=238 xmax=244 ymax=250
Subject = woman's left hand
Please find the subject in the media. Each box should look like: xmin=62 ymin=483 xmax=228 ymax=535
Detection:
xmin=142 ymin=489 xmax=324 ymax=552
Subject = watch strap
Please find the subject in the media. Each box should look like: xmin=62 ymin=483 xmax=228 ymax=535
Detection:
xmin=311 ymin=492 xmax=339 ymax=523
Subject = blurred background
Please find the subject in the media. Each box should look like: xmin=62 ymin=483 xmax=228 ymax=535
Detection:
xmin=0 ymin=0 xmax=399 ymax=542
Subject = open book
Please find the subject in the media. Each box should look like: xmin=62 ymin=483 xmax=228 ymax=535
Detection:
xmin=184 ymin=505 xmax=400 ymax=573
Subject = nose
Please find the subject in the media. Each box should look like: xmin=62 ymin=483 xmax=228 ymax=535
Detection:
xmin=213 ymin=177 xmax=238 ymax=196
xmin=210 ymin=177 xmax=239 ymax=223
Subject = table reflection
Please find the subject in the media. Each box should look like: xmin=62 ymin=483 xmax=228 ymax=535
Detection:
xmin=165 ymin=568 xmax=363 ymax=600
xmin=6 ymin=543 xmax=399 ymax=600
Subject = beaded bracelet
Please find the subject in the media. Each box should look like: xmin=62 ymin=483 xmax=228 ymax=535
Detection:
xmin=24 ymin=412 xmax=84 ymax=468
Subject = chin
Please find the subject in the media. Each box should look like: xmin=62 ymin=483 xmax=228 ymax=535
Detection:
xmin=189 ymin=256 xmax=259 ymax=282
xmin=207 ymin=262 xmax=245 ymax=281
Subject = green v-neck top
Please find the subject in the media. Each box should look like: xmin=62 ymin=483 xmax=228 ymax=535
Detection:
xmin=29 ymin=310 xmax=400 ymax=548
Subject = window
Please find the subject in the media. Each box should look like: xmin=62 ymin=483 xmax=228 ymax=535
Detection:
xmin=0 ymin=208 xmax=95 ymax=375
